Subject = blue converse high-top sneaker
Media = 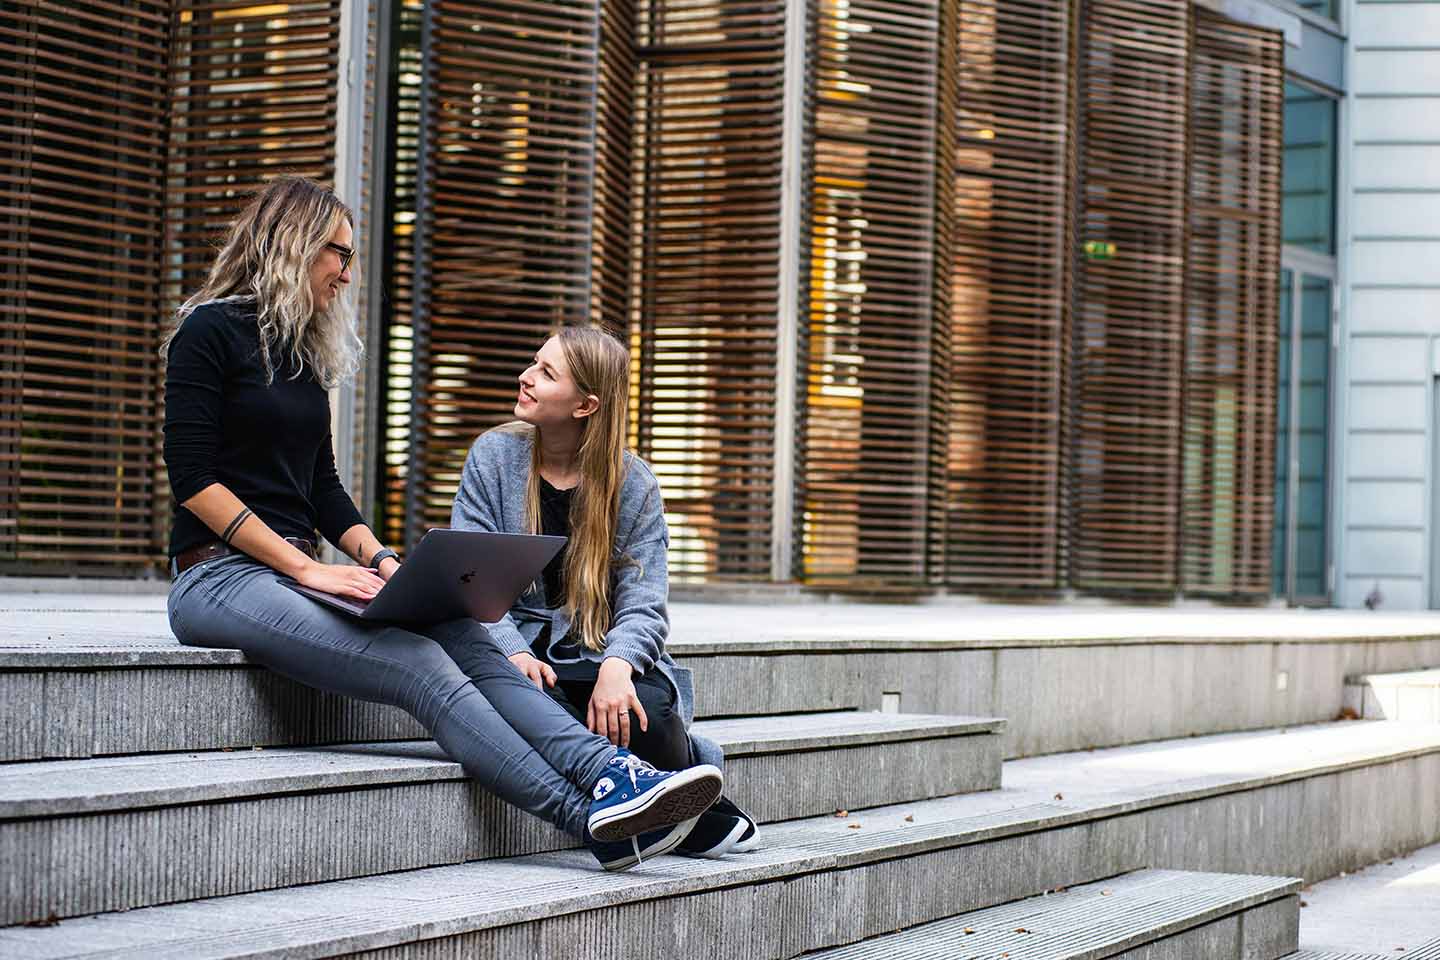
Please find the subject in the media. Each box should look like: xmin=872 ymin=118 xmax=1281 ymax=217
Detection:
xmin=589 ymin=817 xmax=698 ymax=872
xmin=586 ymin=748 xmax=722 ymax=843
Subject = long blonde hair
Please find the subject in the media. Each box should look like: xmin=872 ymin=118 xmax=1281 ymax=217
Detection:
xmin=522 ymin=325 xmax=632 ymax=652
xmin=162 ymin=176 xmax=361 ymax=388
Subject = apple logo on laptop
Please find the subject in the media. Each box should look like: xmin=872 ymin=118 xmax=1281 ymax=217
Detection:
xmin=459 ymin=570 xmax=476 ymax=585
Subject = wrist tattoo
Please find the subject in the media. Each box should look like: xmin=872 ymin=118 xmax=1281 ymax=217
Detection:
xmin=221 ymin=507 xmax=253 ymax=544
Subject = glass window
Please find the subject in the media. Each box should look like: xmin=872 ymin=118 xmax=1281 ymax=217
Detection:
xmin=1272 ymin=269 xmax=1292 ymax=596
xmin=1282 ymin=82 xmax=1337 ymax=255
xmin=1273 ymin=268 xmax=1332 ymax=602
xmin=1290 ymin=0 xmax=1337 ymax=22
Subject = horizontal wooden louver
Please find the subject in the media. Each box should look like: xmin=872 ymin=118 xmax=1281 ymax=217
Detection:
xmin=800 ymin=0 xmax=942 ymax=589
xmin=165 ymin=1 xmax=341 ymax=312
xmin=631 ymin=0 xmax=789 ymax=581
xmin=0 ymin=1 xmax=170 ymax=571
xmin=1180 ymin=10 xmax=1282 ymax=596
xmin=1068 ymin=0 xmax=1191 ymax=592
xmin=409 ymin=0 xmax=601 ymax=539
xmin=944 ymin=0 xmax=1071 ymax=590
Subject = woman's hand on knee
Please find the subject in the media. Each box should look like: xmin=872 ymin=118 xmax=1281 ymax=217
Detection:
xmin=507 ymin=651 xmax=556 ymax=690
xmin=588 ymin=657 xmax=647 ymax=748
xmin=294 ymin=561 xmax=386 ymax=602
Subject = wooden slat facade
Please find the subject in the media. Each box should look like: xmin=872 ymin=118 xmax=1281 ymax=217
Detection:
xmin=630 ymin=0 xmax=788 ymax=581
xmin=1 ymin=1 xmax=171 ymax=571
xmin=165 ymin=1 xmax=341 ymax=310
xmin=799 ymin=0 xmax=943 ymax=588
xmin=943 ymin=0 xmax=1072 ymax=590
xmin=1068 ymin=0 xmax=1193 ymax=592
xmin=1180 ymin=9 xmax=1282 ymax=596
xmin=3 ymin=0 xmax=1288 ymax=598
xmin=406 ymin=0 xmax=604 ymax=539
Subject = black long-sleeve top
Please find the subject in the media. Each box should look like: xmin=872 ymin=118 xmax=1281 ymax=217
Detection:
xmin=162 ymin=298 xmax=364 ymax=559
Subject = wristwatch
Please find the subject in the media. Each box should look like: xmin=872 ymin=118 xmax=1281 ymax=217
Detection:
xmin=368 ymin=547 xmax=400 ymax=569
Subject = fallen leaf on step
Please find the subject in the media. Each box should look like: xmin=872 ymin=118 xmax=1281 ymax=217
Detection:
xmin=904 ymin=815 xmax=914 ymax=822
xmin=1300 ymin=900 xmax=1308 ymax=908
xmin=1054 ymin=792 xmax=1063 ymax=801
xmin=22 ymin=914 xmax=61 ymax=928
xmin=847 ymin=823 xmax=861 ymax=829
xmin=1101 ymin=889 xmax=1112 ymax=896
xmin=1015 ymin=928 xmax=1029 ymax=934
xmin=834 ymin=809 xmax=849 ymax=818
xmin=963 ymin=929 xmax=975 ymax=935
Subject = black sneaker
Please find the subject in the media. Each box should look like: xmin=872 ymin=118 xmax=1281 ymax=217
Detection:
xmin=677 ymin=795 xmax=760 ymax=859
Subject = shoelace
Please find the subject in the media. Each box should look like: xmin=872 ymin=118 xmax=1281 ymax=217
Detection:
xmin=616 ymin=754 xmax=661 ymax=866
xmin=617 ymin=752 xmax=660 ymax=790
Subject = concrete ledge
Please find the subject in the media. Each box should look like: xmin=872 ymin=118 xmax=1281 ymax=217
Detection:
xmin=1343 ymin=668 xmax=1440 ymax=722
xmin=801 ymin=869 xmax=1301 ymax=959
xmin=7 ymin=612 xmax=1440 ymax=761
xmin=0 ymin=713 xmax=1003 ymax=924
xmin=3 ymin=721 xmax=1438 ymax=957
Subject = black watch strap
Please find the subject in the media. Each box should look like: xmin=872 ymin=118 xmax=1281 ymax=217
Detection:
xmin=368 ymin=547 xmax=400 ymax=568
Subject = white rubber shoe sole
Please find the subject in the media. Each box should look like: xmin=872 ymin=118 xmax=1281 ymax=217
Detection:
xmin=586 ymin=764 xmax=723 ymax=843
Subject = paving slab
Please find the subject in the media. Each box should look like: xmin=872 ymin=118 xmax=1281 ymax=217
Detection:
xmin=1296 ymin=840 xmax=1440 ymax=955
xmin=7 ymin=595 xmax=1440 ymax=665
xmin=802 ymin=869 xmax=1301 ymax=959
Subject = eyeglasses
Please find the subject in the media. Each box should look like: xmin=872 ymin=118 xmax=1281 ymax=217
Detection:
xmin=325 ymin=242 xmax=355 ymax=272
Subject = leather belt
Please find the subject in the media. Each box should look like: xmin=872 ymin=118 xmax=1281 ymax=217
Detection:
xmin=171 ymin=537 xmax=316 ymax=579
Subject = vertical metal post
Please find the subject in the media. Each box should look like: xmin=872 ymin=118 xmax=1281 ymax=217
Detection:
xmin=360 ymin=0 xmax=397 ymax=528
xmin=772 ymin=0 xmax=808 ymax=582
xmin=331 ymin=0 xmax=369 ymax=519
xmin=403 ymin=0 xmax=436 ymax=548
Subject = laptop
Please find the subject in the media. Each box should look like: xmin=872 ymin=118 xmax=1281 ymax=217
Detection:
xmin=281 ymin=528 xmax=565 ymax=624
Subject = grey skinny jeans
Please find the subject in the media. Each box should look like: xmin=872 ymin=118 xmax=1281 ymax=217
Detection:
xmin=167 ymin=553 xmax=616 ymax=838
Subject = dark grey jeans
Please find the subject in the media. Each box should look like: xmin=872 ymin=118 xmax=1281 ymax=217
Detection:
xmin=167 ymin=553 xmax=615 ymax=838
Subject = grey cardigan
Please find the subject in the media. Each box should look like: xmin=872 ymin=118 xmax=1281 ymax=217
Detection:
xmin=450 ymin=426 xmax=723 ymax=770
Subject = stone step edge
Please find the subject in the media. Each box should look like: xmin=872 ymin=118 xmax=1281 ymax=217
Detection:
xmin=1344 ymin=667 xmax=1440 ymax=686
xmin=8 ymin=629 xmax=1440 ymax=668
xmin=0 ymin=795 xmax=1298 ymax=960
xmin=800 ymin=868 xmax=1301 ymax=959
xmin=0 ymin=711 xmax=1003 ymax=819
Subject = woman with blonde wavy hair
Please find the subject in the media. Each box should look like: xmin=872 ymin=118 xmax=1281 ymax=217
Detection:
xmin=451 ymin=325 xmax=760 ymax=863
xmin=163 ymin=177 xmax=721 ymax=872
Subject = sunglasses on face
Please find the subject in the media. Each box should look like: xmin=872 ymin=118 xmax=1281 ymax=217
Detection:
xmin=325 ymin=242 xmax=355 ymax=272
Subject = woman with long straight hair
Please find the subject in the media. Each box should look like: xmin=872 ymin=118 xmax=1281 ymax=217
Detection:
xmin=162 ymin=177 xmax=720 ymax=870
xmin=451 ymin=325 xmax=760 ymax=863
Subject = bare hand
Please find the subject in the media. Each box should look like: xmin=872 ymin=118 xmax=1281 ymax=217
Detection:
xmin=508 ymin=651 xmax=556 ymax=690
xmin=588 ymin=657 xmax=647 ymax=748
xmin=295 ymin=561 xmax=386 ymax=602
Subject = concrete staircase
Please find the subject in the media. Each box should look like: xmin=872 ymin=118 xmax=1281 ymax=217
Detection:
xmin=5 ymin=601 xmax=1440 ymax=957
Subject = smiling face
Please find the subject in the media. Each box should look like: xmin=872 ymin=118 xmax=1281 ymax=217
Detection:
xmin=515 ymin=336 xmax=597 ymax=428
xmin=308 ymin=217 xmax=353 ymax=314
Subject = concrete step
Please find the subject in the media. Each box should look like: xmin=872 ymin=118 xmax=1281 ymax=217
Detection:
xmin=1284 ymin=953 xmax=1391 ymax=959
xmin=1344 ymin=667 xmax=1440 ymax=721
xmin=800 ymin=868 xmax=1300 ymax=959
xmin=8 ymin=595 xmax=1440 ymax=761
xmin=5 ymin=720 xmax=1440 ymax=958
xmin=0 ymin=711 xmax=1003 ymax=925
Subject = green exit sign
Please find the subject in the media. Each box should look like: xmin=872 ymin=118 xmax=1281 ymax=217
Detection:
xmin=1083 ymin=240 xmax=1116 ymax=261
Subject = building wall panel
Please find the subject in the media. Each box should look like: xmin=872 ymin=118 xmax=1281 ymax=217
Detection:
xmin=1344 ymin=2 xmax=1440 ymax=607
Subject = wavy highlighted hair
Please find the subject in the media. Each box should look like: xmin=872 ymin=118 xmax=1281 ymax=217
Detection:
xmin=162 ymin=176 xmax=362 ymax=388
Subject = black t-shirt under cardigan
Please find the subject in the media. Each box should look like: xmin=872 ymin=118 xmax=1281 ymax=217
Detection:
xmin=162 ymin=299 xmax=364 ymax=559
